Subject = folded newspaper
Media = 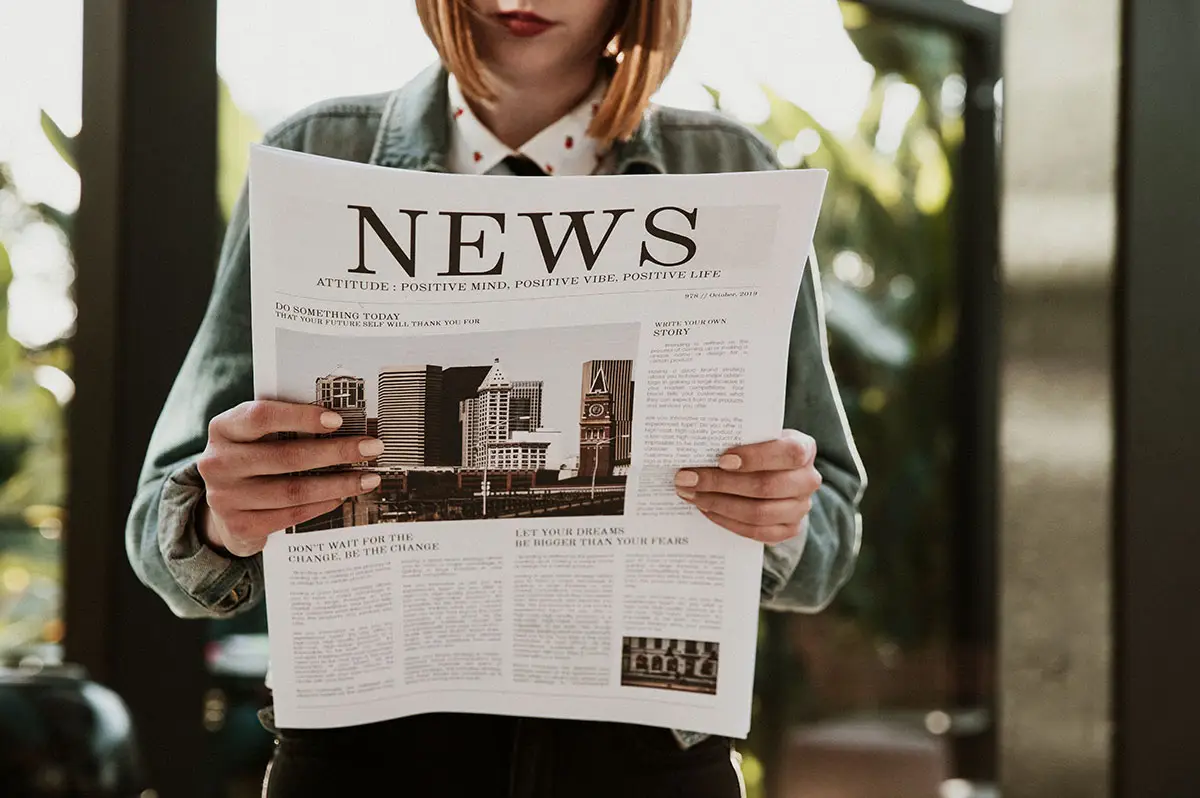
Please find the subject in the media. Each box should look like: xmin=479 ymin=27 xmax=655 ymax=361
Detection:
xmin=248 ymin=145 xmax=827 ymax=738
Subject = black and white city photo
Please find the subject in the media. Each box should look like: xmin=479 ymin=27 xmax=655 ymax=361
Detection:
xmin=620 ymin=637 xmax=720 ymax=696
xmin=277 ymin=323 xmax=638 ymax=532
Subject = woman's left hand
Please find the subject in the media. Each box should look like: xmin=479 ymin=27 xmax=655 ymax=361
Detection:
xmin=674 ymin=429 xmax=821 ymax=545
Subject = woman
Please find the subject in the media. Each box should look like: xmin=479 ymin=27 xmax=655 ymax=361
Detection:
xmin=126 ymin=1 xmax=865 ymax=795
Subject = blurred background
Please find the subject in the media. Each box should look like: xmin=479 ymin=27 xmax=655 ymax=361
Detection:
xmin=1 ymin=0 xmax=1194 ymax=796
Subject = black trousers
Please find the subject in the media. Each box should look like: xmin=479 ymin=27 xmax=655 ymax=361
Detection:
xmin=262 ymin=713 xmax=745 ymax=798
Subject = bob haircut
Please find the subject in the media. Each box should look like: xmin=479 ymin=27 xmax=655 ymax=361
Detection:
xmin=415 ymin=0 xmax=692 ymax=147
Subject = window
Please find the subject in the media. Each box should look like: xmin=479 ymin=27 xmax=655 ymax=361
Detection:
xmin=203 ymin=2 xmax=999 ymax=795
xmin=726 ymin=4 xmax=999 ymax=796
xmin=0 ymin=0 xmax=80 ymax=671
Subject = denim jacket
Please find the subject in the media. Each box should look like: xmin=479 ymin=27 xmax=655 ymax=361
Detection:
xmin=126 ymin=62 xmax=865 ymax=628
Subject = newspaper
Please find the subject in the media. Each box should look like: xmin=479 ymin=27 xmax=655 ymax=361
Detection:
xmin=248 ymin=144 xmax=827 ymax=738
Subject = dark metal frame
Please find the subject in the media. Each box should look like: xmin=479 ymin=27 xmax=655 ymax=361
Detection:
xmin=949 ymin=12 xmax=1002 ymax=784
xmin=859 ymin=0 xmax=1003 ymax=39
xmin=861 ymin=0 xmax=1004 ymax=782
xmin=68 ymin=2 xmax=219 ymax=796
xmin=1115 ymin=1 xmax=1200 ymax=795
xmin=756 ymin=3 xmax=1002 ymax=794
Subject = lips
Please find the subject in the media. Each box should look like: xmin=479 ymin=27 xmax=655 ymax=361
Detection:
xmin=495 ymin=10 xmax=555 ymax=37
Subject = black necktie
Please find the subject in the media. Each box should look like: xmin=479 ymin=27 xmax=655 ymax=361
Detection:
xmin=503 ymin=154 xmax=547 ymax=176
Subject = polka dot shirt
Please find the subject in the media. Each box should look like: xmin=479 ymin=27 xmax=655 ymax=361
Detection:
xmin=446 ymin=73 xmax=609 ymax=177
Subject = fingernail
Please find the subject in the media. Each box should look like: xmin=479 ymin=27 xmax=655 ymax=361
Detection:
xmin=320 ymin=411 xmax=343 ymax=429
xmin=675 ymin=470 xmax=699 ymax=488
xmin=676 ymin=488 xmax=696 ymax=501
xmin=360 ymin=473 xmax=381 ymax=491
xmin=718 ymin=454 xmax=742 ymax=471
xmin=359 ymin=438 xmax=385 ymax=457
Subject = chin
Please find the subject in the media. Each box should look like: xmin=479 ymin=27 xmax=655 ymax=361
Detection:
xmin=489 ymin=46 xmax=580 ymax=84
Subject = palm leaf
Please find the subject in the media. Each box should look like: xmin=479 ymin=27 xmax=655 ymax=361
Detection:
xmin=40 ymin=111 xmax=77 ymax=172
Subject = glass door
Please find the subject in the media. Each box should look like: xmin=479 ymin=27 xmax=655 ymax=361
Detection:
xmin=736 ymin=3 xmax=1000 ymax=796
xmin=203 ymin=2 xmax=1000 ymax=795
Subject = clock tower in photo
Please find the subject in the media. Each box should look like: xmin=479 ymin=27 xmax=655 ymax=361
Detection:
xmin=579 ymin=366 xmax=614 ymax=478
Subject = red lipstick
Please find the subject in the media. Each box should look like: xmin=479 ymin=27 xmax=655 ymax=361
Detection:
xmin=495 ymin=10 xmax=555 ymax=37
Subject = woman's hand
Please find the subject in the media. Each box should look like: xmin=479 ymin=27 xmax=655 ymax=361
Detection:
xmin=197 ymin=400 xmax=385 ymax=557
xmin=675 ymin=429 xmax=820 ymax=545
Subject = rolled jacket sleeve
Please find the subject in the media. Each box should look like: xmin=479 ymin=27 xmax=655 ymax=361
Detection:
xmin=760 ymin=255 xmax=866 ymax=612
xmin=125 ymin=177 xmax=265 ymax=619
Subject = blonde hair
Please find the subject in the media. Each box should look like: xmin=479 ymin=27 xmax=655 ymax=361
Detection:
xmin=415 ymin=0 xmax=692 ymax=147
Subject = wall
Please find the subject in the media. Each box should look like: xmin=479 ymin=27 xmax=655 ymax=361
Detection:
xmin=998 ymin=2 xmax=1119 ymax=796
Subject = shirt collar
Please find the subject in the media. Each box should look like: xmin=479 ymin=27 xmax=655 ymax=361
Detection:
xmin=370 ymin=64 xmax=666 ymax=176
xmin=445 ymin=72 xmax=608 ymax=176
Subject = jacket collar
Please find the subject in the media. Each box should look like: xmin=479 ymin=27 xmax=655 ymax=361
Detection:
xmin=370 ymin=62 xmax=667 ymax=175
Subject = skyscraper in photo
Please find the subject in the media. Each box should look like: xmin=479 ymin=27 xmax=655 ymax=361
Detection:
xmin=377 ymin=365 xmax=443 ymax=468
xmin=510 ymin=380 xmax=543 ymax=432
xmin=438 ymin=365 xmax=493 ymax=466
xmin=295 ymin=371 xmax=368 ymax=531
xmin=315 ymin=373 xmax=367 ymax=437
xmin=308 ymin=372 xmax=369 ymax=470
xmin=462 ymin=359 xmax=512 ymax=468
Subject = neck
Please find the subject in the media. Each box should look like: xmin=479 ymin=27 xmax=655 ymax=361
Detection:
xmin=473 ymin=65 xmax=599 ymax=150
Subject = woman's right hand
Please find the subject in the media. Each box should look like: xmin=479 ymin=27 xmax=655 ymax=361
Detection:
xmin=196 ymin=399 xmax=385 ymax=557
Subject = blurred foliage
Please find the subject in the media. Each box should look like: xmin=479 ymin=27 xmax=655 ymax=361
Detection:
xmin=736 ymin=12 xmax=971 ymax=796
xmin=0 ymin=154 xmax=72 ymax=518
xmin=768 ymin=7 xmax=959 ymax=651
xmin=219 ymin=79 xmax=263 ymax=223
xmin=739 ymin=9 xmax=965 ymax=770
xmin=0 ymin=77 xmax=258 ymax=656
xmin=39 ymin=110 xmax=77 ymax=172
xmin=0 ymin=150 xmax=72 ymax=652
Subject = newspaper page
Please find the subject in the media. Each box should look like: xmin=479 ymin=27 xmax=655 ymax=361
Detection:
xmin=248 ymin=144 xmax=827 ymax=738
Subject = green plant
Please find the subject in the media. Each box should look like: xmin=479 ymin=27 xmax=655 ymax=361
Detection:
xmin=0 ymin=150 xmax=72 ymax=651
